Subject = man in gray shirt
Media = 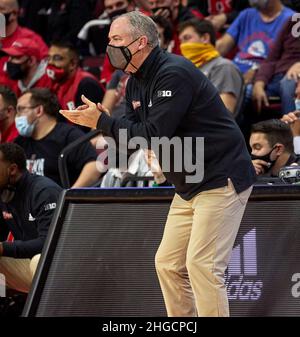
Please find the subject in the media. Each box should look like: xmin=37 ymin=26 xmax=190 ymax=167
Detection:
xmin=179 ymin=19 xmax=243 ymax=116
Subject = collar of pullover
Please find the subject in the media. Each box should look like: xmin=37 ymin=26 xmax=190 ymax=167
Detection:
xmin=133 ymin=46 xmax=161 ymax=81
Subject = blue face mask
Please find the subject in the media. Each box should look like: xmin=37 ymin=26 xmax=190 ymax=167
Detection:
xmin=15 ymin=116 xmax=36 ymax=137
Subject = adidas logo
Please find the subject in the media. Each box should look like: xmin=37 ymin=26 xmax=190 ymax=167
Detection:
xmin=0 ymin=273 xmax=6 ymax=298
xmin=226 ymin=228 xmax=263 ymax=301
xmin=291 ymin=273 xmax=300 ymax=298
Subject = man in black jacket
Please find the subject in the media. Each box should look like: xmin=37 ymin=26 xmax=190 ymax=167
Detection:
xmin=60 ymin=11 xmax=256 ymax=317
xmin=0 ymin=143 xmax=62 ymax=294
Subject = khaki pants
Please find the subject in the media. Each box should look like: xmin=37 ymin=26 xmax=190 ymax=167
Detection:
xmin=155 ymin=179 xmax=252 ymax=317
xmin=0 ymin=254 xmax=41 ymax=294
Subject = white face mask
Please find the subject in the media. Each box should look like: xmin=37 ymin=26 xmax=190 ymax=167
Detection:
xmin=15 ymin=116 xmax=36 ymax=137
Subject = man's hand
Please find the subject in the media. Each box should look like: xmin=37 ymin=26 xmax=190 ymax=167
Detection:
xmin=281 ymin=111 xmax=300 ymax=136
xmin=252 ymin=159 xmax=269 ymax=175
xmin=281 ymin=111 xmax=300 ymax=124
xmin=286 ymin=62 xmax=300 ymax=81
xmin=152 ymin=8 xmax=171 ymax=20
xmin=253 ymin=81 xmax=269 ymax=113
xmin=206 ymin=14 xmax=227 ymax=31
xmin=59 ymin=95 xmax=110 ymax=129
xmin=145 ymin=149 xmax=162 ymax=175
xmin=144 ymin=149 xmax=166 ymax=184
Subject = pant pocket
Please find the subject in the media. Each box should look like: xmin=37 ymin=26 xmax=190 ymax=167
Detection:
xmin=228 ymin=179 xmax=252 ymax=206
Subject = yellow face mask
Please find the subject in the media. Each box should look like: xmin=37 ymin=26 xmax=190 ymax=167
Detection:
xmin=180 ymin=42 xmax=220 ymax=68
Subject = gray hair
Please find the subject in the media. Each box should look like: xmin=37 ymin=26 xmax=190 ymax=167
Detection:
xmin=119 ymin=11 xmax=159 ymax=48
xmin=7 ymin=0 xmax=19 ymax=10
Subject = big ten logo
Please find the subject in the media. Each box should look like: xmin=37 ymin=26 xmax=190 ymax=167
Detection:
xmin=292 ymin=14 xmax=300 ymax=38
xmin=157 ymin=90 xmax=172 ymax=98
xmin=0 ymin=13 xmax=6 ymax=37
xmin=291 ymin=273 xmax=300 ymax=298
xmin=0 ymin=273 xmax=6 ymax=297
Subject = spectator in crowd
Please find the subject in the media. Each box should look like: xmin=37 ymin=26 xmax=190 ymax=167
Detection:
xmin=0 ymin=86 xmax=18 ymax=143
xmin=153 ymin=14 xmax=174 ymax=51
xmin=17 ymin=0 xmax=52 ymax=41
xmin=14 ymin=88 xmax=100 ymax=188
xmin=0 ymin=0 xmax=48 ymax=86
xmin=135 ymin=0 xmax=152 ymax=11
xmin=78 ymin=0 xmax=135 ymax=85
xmin=281 ymin=110 xmax=300 ymax=155
xmin=78 ymin=0 xmax=134 ymax=56
xmin=147 ymin=0 xmax=202 ymax=54
xmin=188 ymin=0 xmax=250 ymax=31
xmin=179 ymin=19 xmax=243 ymax=115
xmin=102 ymin=15 xmax=173 ymax=117
xmin=1 ymin=38 xmax=52 ymax=97
xmin=252 ymin=18 xmax=300 ymax=115
xmin=149 ymin=0 xmax=203 ymax=22
xmin=216 ymin=0 xmax=294 ymax=86
xmin=46 ymin=0 xmax=95 ymax=45
xmin=105 ymin=0 xmax=134 ymax=18
xmin=250 ymin=119 xmax=298 ymax=176
xmin=101 ymin=70 xmax=129 ymax=118
xmin=47 ymin=41 xmax=105 ymax=123
xmin=0 ymin=142 xmax=62 ymax=294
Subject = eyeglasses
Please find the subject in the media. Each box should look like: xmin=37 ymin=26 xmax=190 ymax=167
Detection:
xmin=16 ymin=105 xmax=39 ymax=114
xmin=47 ymin=55 xmax=65 ymax=62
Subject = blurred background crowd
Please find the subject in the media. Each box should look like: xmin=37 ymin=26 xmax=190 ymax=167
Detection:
xmin=1 ymin=0 xmax=300 ymax=187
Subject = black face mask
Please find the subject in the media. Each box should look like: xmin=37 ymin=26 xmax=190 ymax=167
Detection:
xmin=4 ymin=12 xmax=12 ymax=26
xmin=6 ymin=61 xmax=27 ymax=80
xmin=152 ymin=6 xmax=173 ymax=20
xmin=251 ymin=147 xmax=277 ymax=171
xmin=108 ymin=8 xmax=127 ymax=20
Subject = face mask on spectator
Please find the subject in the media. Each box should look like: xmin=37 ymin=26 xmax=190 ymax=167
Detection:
xmin=6 ymin=61 xmax=27 ymax=80
xmin=107 ymin=8 xmax=127 ymax=20
xmin=15 ymin=115 xmax=37 ymax=137
xmin=251 ymin=146 xmax=278 ymax=171
xmin=106 ymin=37 xmax=141 ymax=70
xmin=180 ymin=42 xmax=220 ymax=68
xmin=46 ymin=64 xmax=66 ymax=82
xmin=249 ymin=0 xmax=269 ymax=10
xmin=4 ymin=12 xmax=13 ymax=26
xmin=152 ymin=7 xmax=172 ymax=20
